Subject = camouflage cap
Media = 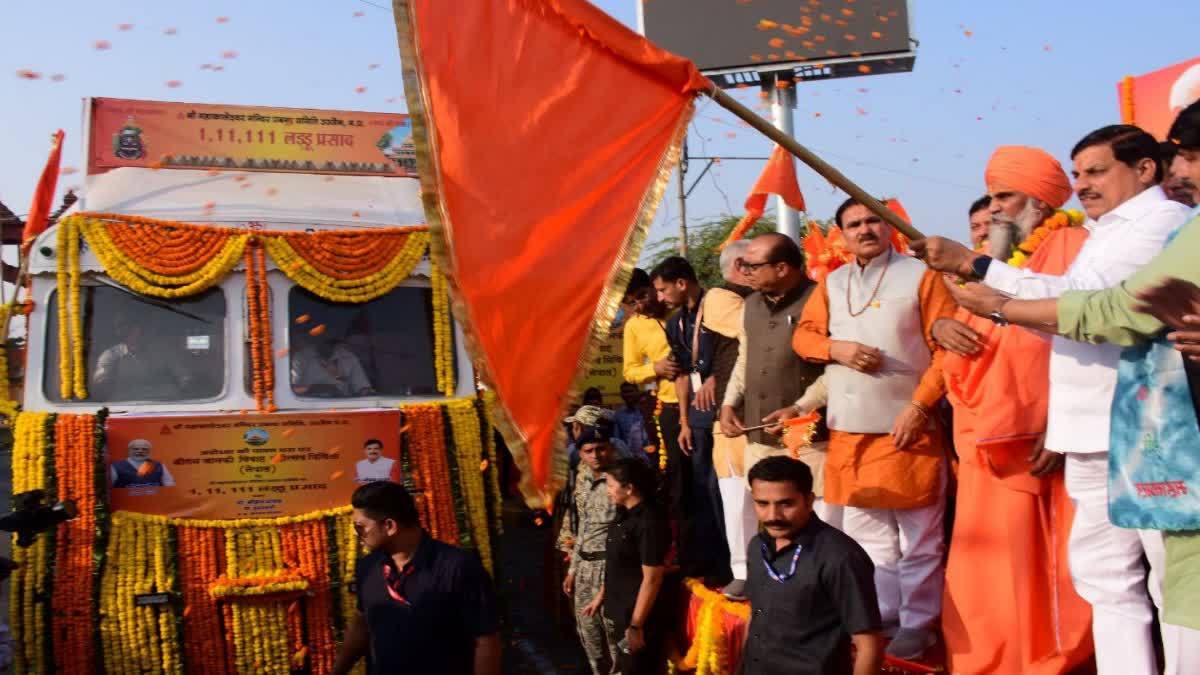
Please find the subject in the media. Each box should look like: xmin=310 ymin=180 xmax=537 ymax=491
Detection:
xmin=564 ymin=405 xmax=615 ymax=427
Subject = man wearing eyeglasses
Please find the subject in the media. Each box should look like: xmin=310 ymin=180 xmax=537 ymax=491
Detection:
xmin=791 ymin=198 xmax=955 ymax=660
xmin=332 ymin=482 xmax=500 ymax=675
xmin=719 ymin=233 xmax=834 ymax=584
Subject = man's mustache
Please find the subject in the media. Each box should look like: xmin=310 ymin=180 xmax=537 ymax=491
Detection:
xmin=763 ymin=520 xmax=791 ymax=529
xmin=1078 ymin=190 xmax=1102 ymax=200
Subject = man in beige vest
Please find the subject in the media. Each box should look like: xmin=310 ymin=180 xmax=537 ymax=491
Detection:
xmin=719 ymin=233 xmax=835 ymax=599
xmin=792 ymin=199 xmax=955 ymax=660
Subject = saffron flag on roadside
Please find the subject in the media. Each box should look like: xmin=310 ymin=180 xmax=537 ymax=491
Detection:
xmin=22 ymin=129 xmax=65 ymax=245
xmin=718 ymin=144 xmax=806 ymax=250
xmin=394 ymin=0 xmax=709 ymax=507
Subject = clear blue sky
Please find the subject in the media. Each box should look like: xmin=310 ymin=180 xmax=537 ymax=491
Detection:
xmin=2 ymin=0 xmax=1198 ymax=251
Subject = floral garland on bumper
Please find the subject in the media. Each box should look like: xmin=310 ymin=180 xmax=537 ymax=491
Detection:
xmin=10 ymin=397 xmax=502 ymax=674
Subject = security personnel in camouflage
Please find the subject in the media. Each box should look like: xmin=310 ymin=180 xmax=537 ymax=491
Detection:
xmin=560 ymin=419 xmax=621 ymax=674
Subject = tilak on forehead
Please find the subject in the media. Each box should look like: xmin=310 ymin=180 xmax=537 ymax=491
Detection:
xmin=985 ymin=145 xmax=1074 ymax=208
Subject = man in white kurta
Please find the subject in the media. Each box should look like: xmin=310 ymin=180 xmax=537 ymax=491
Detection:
xmin=917 ymin=125 xmax=1199 ymax=674
xmin=355 ymin=439 xmax=397 ymax=484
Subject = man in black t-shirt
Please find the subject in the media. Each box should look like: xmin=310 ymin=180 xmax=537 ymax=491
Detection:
xmin=332 ymin=481 xmax=500 ymax=675
xmin=742 ymin=456 xmax=883 ymax=675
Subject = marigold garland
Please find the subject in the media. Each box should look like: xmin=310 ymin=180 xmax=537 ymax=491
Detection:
xmin=12 ymin=397 xmax=502 ymax=673
xmin=1007 ymin=209 xmax=1085 ymax=269
xmin=446 ymin=399 xmax=493 ymax=573
xmin=675 ymin=579 xmax=750 ymax=675
xmin=245 ymin=240 xmax=277 ymax=412
xmin=431 ymin=258 xmax=455 ymax=396
xmin=654 ymin=398 xmax=668 ymax=471
xmin=262 ymin=228 xmax=428 ymax=303
xmin=10 ymin=412 xmax=53 ymax=674
xmin=0 ymin=303 xmax=19 ymax=420
xmin=51 ymin=414 xmax=99 ymax=673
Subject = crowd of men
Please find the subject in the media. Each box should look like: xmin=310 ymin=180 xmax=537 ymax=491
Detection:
xmin=556 ymin=100 xmax=1200 ymax=675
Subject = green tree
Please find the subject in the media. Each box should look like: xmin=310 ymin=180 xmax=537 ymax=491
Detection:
xmin=643 ymin=215 xmax=834 ymax=288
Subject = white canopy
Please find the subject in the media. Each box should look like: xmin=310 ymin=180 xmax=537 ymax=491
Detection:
xmin=75 ymin=167 xmax=426 ymax=229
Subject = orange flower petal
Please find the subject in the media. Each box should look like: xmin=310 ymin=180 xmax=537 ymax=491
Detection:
xmin=182 ymin=605 xmax=192 ymax=617
xmin=221 ymin=50 xmax=238 ymax=59
xmin=644 ymin=445 xmax=657 ymax=455
xmin=49 ymin=73 xmax=66 ymax=82
xmin=858 ymin=64 xmax=872 ymax=73
xmin=355 ymin=86 xmax=367 ymax=94
xmin=93 ymin=40 xmax=112 ymax=50
xmin=164 ymin=27 xmax=178 ymax=35
xmin=768 ymin=38 xmax=785 ymax=48
xmin=165 ymin=80 xmax=183 ymax=88
xmin=281 ymin=429 xmax=295 ymax=438
xmin=294 ymin=314 xmax=310 ymax=324
xmin=117 ymin=23 xmax=134 ymax=31
xmin=757 ymin=19 xmax=779 ymax=30
xmin=216 ymin=16 xmax=230 ymax=23
xmin=16 ymin=69 xmax=41 ymax=80
xmin=271 ymin=453 xmax=284 ymax=464
xmin=399 ymin=423 xmax=412 ymax=434
xmin=308 ymin=324 xmax=326 ymax=336
xmin=137 ymin=461 xmax=156 ymax=477
xmin=330 ymin=470 xmax=345 ymax=480
xmin=276 ymin=347 xmax=289 ymax=358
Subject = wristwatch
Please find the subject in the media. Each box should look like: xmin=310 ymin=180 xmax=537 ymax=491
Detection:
xmin=970 ymin=255 xmax=993 ymax=281
xmin=988 ymin=306 xmax=1009 ymax=326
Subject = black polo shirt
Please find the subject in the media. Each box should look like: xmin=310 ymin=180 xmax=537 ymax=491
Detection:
xmin=355 ymin=534 xmax=498 ymax=675
xmin=603 ymin=501 xmax=670 ymax=629
xmin=743 ymin=515 xmax=881 ymax=675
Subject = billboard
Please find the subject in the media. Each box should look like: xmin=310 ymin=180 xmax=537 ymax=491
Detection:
xmin=639 ymin=0 xmax=914 ymax=86
xmin=1119 ymin=57 xmax=1200 ymax=140
xmin=106 ymin=409 xmax=401 ymax=519
xmin=87 ymin=97 xmax=417 ymax=177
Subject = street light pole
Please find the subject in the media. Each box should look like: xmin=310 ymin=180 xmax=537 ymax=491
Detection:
xmin=769 ymin=78 xmax=800 ymax=240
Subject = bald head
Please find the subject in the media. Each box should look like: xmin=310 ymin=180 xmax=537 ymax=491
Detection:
xmin=742 ymin=232 xmax=806 ymax=296
xmin=756 ymin=232 xmax=804 ymax=268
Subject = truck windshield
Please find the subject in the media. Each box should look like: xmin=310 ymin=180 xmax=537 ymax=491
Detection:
xmin=45 ymin=286 xmax=227 ymax=402
xmin=286 ymin=285 xmax=443 ymax=398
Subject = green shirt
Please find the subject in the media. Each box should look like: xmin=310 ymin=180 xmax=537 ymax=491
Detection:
xmin=1057 ymin=210 xmax=1200 ymax=346
xmin=1057 ymin=208 xmax=1200 ymax=631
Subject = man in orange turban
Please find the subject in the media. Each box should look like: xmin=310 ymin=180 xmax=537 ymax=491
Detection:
xmin=928 ymin=145 xmax=1094 ymax=674
xmin=980 ymin=145 xmax=1075 ymax=262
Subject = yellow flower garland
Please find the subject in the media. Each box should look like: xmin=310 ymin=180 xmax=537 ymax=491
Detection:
xmin=262 ymin=231 xmax=429 ymax=303
xmin=446 ymin=398 xmax=493 ymax=573
xmin=0 ymin=304 xmax=15 ymax=420
xmin=10 ymin=412 xmax=51 ymax=674
xmin=675 ymin=579 xmax=750 ymax=675
xmin=431 ymin=258 xmax=455 ymax=396
xmin=99 ymin=513 xmax=182 ymax=674
xmin=75 ymin=216 xmax=250 ymax=298
xmin=13 ymin=398 xmax=501 ymax=672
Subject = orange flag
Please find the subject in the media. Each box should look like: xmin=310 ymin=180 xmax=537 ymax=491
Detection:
xmin=719 ymin=144 xmax=806 ymax=250
xmin=883 ymin=197 xmax=912 ymax=253
xmin=23 ymin=130 xmax=65 ymax=245
xmin=395 ymin=0 xmax=709 ymax=507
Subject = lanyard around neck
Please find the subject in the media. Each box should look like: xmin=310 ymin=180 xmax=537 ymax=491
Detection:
xmin=760 ymin=539 xmax=803 ymax=583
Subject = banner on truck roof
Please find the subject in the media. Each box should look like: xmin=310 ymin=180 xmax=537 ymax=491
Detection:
xmin=87 ymin=97 xmax=416 ymax=177
xmin=106 ymin=409 xmax=401 ymax=519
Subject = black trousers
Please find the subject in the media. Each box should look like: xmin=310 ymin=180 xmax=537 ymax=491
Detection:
xmin=655 ymin=406 xmax=692 ymax=569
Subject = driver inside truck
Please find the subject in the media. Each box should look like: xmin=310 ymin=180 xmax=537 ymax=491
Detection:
xmin=290 ymin=334 xmax=374 ymax=397
xmin=92 ymin=317 xmax=196 ymax=400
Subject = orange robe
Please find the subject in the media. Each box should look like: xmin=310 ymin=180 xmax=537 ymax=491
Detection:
xmin=792 ymin=268 xmax=956 ymax=510
xmin=941 ymin=228 xmax=1094 ymax=674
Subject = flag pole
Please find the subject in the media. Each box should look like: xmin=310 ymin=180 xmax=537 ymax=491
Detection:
xmin=704 ymin=87 xmax=924 ymax=241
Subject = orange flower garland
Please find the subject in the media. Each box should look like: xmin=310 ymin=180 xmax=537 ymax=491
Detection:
xmin=405 ymin=404 xmax=460 ymax=544
xmin=1007 ymin=209 xmax=1085 ymax=269
xmin=245 ymin=240 xmax=277 ymax=412
xmin=50 ymin=414 xmax=98 ymax=673
xmin=177 ymin=526 xmax=230 ymax=674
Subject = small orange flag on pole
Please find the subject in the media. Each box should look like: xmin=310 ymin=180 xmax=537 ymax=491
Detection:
xmin=22 ymin=130 xmax=65 ymax=246
xmin=718 ymin=144 xmax=806 ymax=250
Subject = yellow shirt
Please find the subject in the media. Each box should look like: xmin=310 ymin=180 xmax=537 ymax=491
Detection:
xmin=621 ymin=314 xmax=678 ymax=403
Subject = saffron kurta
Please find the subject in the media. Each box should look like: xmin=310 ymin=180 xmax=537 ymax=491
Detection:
xmin=941 ymin=227 xmax=1094 ymax=674
xmin=792 ymin=264 xmax=954 ymax=510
